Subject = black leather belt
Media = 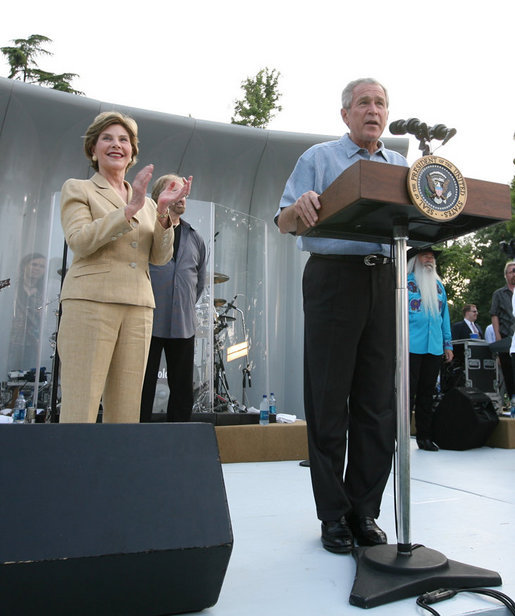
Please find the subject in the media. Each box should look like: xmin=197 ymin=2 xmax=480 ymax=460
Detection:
xmin=310 ymin=253 xmax=392 ymax=266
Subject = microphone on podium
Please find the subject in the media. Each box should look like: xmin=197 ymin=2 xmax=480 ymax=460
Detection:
xmin=389 ymin=119 xmax=457 ymax=145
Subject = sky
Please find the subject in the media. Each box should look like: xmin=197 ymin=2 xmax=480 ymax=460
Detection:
xmin=1 ymin=0 xmax=514 ymax=186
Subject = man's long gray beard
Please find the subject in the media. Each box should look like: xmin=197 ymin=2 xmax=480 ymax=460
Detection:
xmin=410 ymin=258 xmax=440 ymax=315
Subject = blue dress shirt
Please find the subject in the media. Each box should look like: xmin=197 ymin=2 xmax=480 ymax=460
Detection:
xmin=275 ymin=133 xmax=409 ymax=255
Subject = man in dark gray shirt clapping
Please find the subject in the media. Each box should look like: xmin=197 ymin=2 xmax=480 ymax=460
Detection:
xmin=140 ymin=174 xmax=206 ymax=423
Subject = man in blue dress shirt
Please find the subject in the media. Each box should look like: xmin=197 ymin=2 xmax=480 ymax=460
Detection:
xmin=275 ymin=78 xmax=408 ymax=554
xmin=140 ymin=174 xmax=206 ymax=423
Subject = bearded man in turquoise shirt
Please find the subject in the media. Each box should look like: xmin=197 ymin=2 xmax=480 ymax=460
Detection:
xmin=408 ymin=247 xmax=453 ymax=451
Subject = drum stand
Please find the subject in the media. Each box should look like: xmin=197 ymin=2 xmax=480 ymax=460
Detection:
xmin=48 ymin=240 xmax=68 ymax=422
xmin=349 ymin=220 xmax=501 ymax=608
xmin=229 ymin=301 xmax=252 ymax=409
xmin=213 ymin=335 xmax=235 ymax=411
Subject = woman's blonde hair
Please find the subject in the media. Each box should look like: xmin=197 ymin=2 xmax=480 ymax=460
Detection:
xmin=83 ymin=111 xmax=139 ymax=171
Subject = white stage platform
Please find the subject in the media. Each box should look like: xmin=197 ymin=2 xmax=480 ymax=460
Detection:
xmin=194 ymin=437 xmax=514 ymax=616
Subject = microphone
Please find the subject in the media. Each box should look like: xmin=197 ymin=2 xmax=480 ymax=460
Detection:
xmin=405 ymin=118 xmax=422 ymax=133
xmin=390 ymin=119 xmax=457 ymax=145
xmin=428 ymin=123 xmax=447 ymax=140
xmin=226 ymin=295 xmax=238 ymax=310
xmin=389 ymin=119 xmax=408 ymax=135
xmin=389 ymin=118 xmax=429 ymax=140
xmin=406 ymin=118 xmax=430 ymax=140
xmin=389 ymin=118 xmax=421 ymax=135
xmin=441 ymin=127 xmax=457 ymax=146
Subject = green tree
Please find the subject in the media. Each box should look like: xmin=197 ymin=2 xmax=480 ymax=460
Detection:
xmin=32 ymin=69 xmax=83 ymax=95
xmin=1 ymin=34 xmax=83 ymax=95
xmin=231 ymin=67 xmax=282 ymax=128
xmin=1 ymin=34 xmax=51 ymax=81
xmin=436 ymin=238 xmax=477 ymax=321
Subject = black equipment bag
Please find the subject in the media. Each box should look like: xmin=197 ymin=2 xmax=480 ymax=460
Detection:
xmin=432 ymin=386 xmax=499 ymax=450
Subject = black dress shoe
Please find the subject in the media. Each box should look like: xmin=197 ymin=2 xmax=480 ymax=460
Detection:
xmin=321 ymin=517 xmax=354 ymax=554
xmin=417 ymin=438 xmax=439 ymax=451
xmin=348 ymin=515 xmax=387 ymax=547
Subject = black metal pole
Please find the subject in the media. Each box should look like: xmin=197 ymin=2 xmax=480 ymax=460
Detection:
xmin=49 ymin=239 xmax=68 ymax=422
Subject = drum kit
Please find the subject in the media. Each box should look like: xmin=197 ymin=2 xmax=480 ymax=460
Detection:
xmin=194 ymin=271 xmax=250 ymax=413
xmin=5 ymin=260 xmax=249 ymax=416
xmin=213 ymin=278 xmax=236 ymax=336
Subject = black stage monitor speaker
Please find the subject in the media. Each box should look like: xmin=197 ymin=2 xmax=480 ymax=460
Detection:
xmin=0 ymin=423 xmax=233 ymax=616
xmin=432 ymin=387 xmax=499 ymax=450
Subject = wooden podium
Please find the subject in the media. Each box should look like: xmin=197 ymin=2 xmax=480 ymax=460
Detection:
xmin=297 ymin=160 xmax=510 ymax=243
xmin=298 ymin=160 xmax=511 ymax=608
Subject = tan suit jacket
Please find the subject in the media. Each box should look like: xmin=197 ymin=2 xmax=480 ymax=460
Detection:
xmin=60 ymin=172 xmax=174 ymax=308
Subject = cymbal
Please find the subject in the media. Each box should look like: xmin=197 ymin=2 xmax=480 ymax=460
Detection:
xmin=214 ymin=298 xmax=226 ymax=307
xmin=214 ymin=272 xmax=229 ymax=284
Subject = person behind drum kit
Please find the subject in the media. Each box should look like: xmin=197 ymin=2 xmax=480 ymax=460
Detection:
xmin=8 ymin=253 xmax=46 ymax=371
xmin=57 ymin=112 xmax=191 ymax=423
xmin=140 ymin=174 xmax=206 ymax=423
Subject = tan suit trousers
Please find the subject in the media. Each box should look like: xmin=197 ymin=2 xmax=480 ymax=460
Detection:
xmin=58 ymin=299 xmax=153 ymax=423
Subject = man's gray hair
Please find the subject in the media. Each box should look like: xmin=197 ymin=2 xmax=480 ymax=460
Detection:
xmin=341 ymin=78 xmax=389 ymax=110
xmin=504 ymin=260 xmax=515 ymax=277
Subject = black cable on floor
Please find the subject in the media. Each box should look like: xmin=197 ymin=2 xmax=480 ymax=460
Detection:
xmin=416 ymin=587 xmax=515 ymax=615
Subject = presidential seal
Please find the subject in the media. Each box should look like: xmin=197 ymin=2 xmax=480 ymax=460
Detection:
xmin=407 ymin=155 xmax=467 ymax=221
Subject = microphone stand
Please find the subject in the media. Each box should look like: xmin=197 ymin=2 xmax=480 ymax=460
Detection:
xmin=349 ymin=219 xmax=501 ymax=608
xmin=224 ymin=296 xmax=251 ymax=410
xmin=49 ymin=239 xmax=68 ymax=423
xmin=389 ymin=118 xmax=457 ymax=157
xmin=241 ymin=365 xmax=251 ymax=409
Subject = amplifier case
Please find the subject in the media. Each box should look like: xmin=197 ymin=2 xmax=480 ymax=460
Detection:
xmin=442 ymin=339 xmax=499 ymax=393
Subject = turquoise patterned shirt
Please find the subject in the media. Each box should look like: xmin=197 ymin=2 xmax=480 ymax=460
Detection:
xmin=408 ymin=272 xmax=453 ymax=355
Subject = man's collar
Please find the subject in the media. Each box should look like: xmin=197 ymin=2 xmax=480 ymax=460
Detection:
xmin=341 ymin=133 xmax=387 ymax=160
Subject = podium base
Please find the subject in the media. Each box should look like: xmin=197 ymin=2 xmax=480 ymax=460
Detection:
xmin=349 ymin=544 xmax=502 ymax=609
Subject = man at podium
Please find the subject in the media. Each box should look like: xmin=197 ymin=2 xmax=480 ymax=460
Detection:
xmin=275 ymin=78 xmax=408 ymax=554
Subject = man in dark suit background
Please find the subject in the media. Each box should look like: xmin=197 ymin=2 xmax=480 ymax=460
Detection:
xmin=451 ymin=304 xmax=483 ymax=340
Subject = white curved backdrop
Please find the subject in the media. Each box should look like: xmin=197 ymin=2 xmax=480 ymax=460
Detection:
xmin=0 ymin=77 xmax=408 ymax=417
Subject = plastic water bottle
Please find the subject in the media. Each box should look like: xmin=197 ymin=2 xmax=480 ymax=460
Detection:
xmin=510 ymin=395 xmax=515 ymax=418
xmin=12 ymin=392 xmax=26 ymax=423
xmin=259 ymin=394 xmax=269 ymax=425
xmin=269 ymin=393 xmax=277 ymax=416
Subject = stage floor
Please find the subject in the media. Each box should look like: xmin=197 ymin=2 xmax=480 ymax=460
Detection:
xmin=195 ymin=437 xmax=515 ymax=616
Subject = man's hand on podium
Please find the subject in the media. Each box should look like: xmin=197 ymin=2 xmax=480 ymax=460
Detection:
xmin=278 ymin=190 xmax=321 ymax=233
